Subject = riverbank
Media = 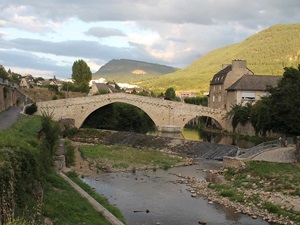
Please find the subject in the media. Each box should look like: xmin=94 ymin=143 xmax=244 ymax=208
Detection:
xmin=68 ymin=131 xmax=299 ymax=225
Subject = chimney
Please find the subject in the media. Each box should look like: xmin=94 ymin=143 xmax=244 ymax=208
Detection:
xmin=232 ymin=60 xmax=247 ymax=70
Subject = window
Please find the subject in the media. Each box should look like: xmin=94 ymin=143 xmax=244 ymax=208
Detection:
xmin=242 ymin=92 xmax=255 ymax=100
xmin=219 ymin=85 xmax=222 ymax=91
xmin=212 ymin=95 xmax=215 ymax=102
xmin=218 ymin=95 xmax=221 ymax=102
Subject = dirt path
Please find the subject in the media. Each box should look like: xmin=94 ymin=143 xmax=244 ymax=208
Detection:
xmin=0 ymin=106 xmax=23 ymax=131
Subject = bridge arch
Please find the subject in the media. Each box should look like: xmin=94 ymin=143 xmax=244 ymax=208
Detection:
xmin=35 ymin=93 xmax=231 ymax=132
xmin=77 ymin=100 xmax=159 ymax=129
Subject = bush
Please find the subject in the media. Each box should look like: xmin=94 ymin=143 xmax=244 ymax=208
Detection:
xmin=65 ymin=139 xmax=75 ymax=167
xmin=25 ymin=103 xmax=37 ymax=115
xmin=220 ymin=189 xmax=235 ymax=197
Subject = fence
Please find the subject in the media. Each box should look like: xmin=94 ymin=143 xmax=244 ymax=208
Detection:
xmin=238 ymin=137 xmax=293 ymax=158
xmin=0 ymin=78 xmax=19 ymax=88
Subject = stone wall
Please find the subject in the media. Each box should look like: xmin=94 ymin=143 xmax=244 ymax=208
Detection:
xmin=296 ymin=136 xmax=300 ymax=163
xmin=235 ymin=121 xmax=256 ymax=136
xmin=0 ymin=85 xmax=30 ymax=112
xmin=223 ymin=156 xmax=247 ymax=169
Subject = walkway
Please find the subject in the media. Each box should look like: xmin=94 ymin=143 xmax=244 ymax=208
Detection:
xmin=0 ymin=106 xmax=23 ymax=131
xmin=251 ymin=146 xmax=297 ymax=163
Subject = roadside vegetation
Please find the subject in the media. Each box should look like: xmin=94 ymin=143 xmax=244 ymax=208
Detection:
xmin=79 ymin=144 xmax=186 ymax=171
xmin=0 ymin=115 xmax=125 ymax=225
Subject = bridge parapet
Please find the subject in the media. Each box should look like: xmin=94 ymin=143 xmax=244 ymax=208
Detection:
xmin=36 ymin=93 xmax=230 ymax=131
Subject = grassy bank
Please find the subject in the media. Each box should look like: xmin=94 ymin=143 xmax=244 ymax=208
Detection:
xmin=0 ymin=115 xmax=126 ymax=224
xmin=43 ymin=172 xmax=126 ymax=225
xmin=210 ymin=161 xmax=300 ymax=223
xmin=79 ymin=144 xmax=187 ymax=171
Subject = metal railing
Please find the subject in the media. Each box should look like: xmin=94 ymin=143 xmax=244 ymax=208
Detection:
xmin=238 ymin=137 xmax=293 ymax=158
xmin=0 ymin=78 xmax=19 ymax=88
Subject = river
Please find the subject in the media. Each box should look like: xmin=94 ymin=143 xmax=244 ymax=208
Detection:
xmin=82 ymin=159 xmax=270 ymax=225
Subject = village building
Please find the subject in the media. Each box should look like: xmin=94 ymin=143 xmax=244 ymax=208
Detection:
xmin=209 ymin=60 xmax=280 ymax=112
xmin=179 ymin=91 xmax=197 ymax=101
xmin=88 ymin=82 xmax=121 ymax=95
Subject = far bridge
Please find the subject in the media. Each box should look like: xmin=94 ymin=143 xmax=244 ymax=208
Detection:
xmin=35 ymin=93 xmax=231 ymax=132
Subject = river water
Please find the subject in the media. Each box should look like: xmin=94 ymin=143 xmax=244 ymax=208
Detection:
xmin=83 ymin=159 xmax=270 ymax=225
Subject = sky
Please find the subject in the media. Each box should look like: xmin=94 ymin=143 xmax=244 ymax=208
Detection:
xmin=0 ymin=0 xmax=300 ymax=79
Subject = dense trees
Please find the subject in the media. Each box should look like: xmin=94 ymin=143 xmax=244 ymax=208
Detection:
xmin=164 ymin=87 xmax=176 ymax=100
xmin=184 ymin=96 xmax=208 ymax=106
xmin=82 ymin=103 xmax=156 ymax=134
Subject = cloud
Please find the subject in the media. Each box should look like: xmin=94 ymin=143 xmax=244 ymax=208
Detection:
xmin=0 ymin=50 xmax=71 ymax=76
xmin=85 ymin=27 xmax=126 ymax=38
xmin=0 ymin=0 xmax=300 ymax=78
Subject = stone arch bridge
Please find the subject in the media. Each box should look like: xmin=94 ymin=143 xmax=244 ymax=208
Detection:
xmin=35 ymin=93 xmax=231 ymax=132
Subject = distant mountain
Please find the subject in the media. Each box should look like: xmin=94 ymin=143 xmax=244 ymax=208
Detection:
xmin=93 ymin=59 xmax=178 ymax=82
xmin=139 ymin=23 xmax=300 ymax=95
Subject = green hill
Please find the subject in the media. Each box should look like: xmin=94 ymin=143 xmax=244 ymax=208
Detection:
xmin=93 ymin=59 xmax=178 ymax=82
xmin=137 ymin=23 xmax=300 ymax=95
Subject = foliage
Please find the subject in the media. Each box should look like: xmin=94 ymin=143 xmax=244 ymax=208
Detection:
xmin=82 ymin=103 xmax=156 ymax=134
xmin=79 ymin=144 xmax=185 ymax=171
xmin=139 ymin=23 xmax=300 ymax=94
xmin=46 ymin=84 xmax=59 ymax=93
xmin=0 ymin=116 xmax=43 ymax=224
xmin=164 ymin=87 xmax=176 ymax=100
xmin=226 ymin=103 xmax=252 ymax=130
xmin=266 ymin=65 xmax=300 ymax=135
xmin=0 ymin=65 xmax=9 ymax=79
xmin=25 ymin=103 xmax=37 ymax=115
xmin=249 ymin=65 xmax=300 ymax=135
xmin=61 ymin=81 xmax=89 ymax=93
xmin=64 ymin=139 xmax=75 ymax=167
xmin=249 ymin=98 xmax=273 ymax=135
xmin=39 ymin=114 xmax=60 ymax=171
xmin=72 ymin=59 xmax=92 ymax=87
xmin=184 ymin=96 xmax=208 ymax=106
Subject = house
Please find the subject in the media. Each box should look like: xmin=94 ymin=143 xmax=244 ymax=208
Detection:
xmin=209 ymin=60 xmax=280 ymax=111
xmin=179 ymin=91 xmax=196 ymax=101
xmin=88 ymin=82 xmax=121 ymax=95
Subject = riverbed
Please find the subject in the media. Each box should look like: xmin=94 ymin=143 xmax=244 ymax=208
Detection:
xmin=82 ymin=160 xmax=270 ymax=225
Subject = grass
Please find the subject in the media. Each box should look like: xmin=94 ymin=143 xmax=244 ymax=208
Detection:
xmin=42 ymin=172 xmax=114 ymax=225
xmin=219 ymin=162 xmax=300 ymax=224
xmin=0 ymin=116 xmax=126 ymax=225
xmin=66 ymin=171 xmax=127 ymax=224
xmin=79 ymin=144 xmax=185 ymax=170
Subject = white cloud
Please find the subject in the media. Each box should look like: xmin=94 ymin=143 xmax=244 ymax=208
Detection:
xmin=0 ymin=0 xmax=299 ymax=77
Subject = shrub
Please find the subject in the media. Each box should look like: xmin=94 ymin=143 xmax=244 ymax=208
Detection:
xmin=220 ymin=189 xmax=235 ymax=197
xmin=264 ymin=202 xmax=282 ymax=214
xmin=25 ymin=103 xmax=37 ymax=115
xmin=65 ymin=139 xmax=75 ymax=167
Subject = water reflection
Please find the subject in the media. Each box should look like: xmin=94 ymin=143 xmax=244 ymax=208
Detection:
xmin=182 ymin=128 xmax=256 ymax=149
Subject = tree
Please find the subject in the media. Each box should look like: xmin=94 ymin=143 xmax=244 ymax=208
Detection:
xmin=164 ymin=87 xmax=176 ymax=100
xmin=72 ymin=59 xmax=92 ymax=86
xmin=266 ymin=65 xmax=300 ymax=135
xmin=0 ymin=65 xmax=9 ymax=79
xmin=250 ymin=99 xmax=273 ymax=136
xmin=226 ymin=103 xmax=252 ymax=131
